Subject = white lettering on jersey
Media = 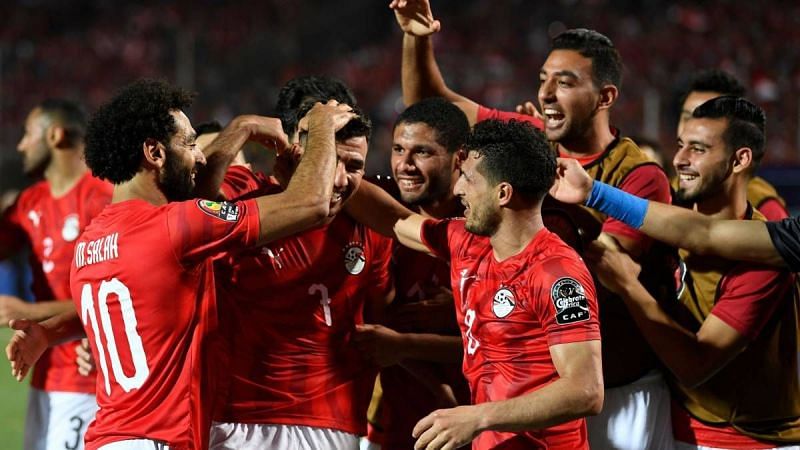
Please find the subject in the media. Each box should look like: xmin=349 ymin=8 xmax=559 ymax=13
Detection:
xmin=75 ymin=233 xmax=119 ymax=269
xmin=464 ymin=308 xmax=480 ymax=355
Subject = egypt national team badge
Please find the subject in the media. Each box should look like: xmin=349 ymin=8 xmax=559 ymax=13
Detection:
xmin=196 ymin=200 xmax=240 ymax=222
xmin=551 ymin=277 xmax=591 ymax=325
xmin=61 ymin=214 xmax=80 ymax=242
xmin=492 ymin=287 xmax=516 ymax=318
xmin=343 ymin=242 xmax=366 ymax=275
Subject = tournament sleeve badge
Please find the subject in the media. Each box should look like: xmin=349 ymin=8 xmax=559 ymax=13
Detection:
xmin=196 ymin=199 xmax=241 ymax=222
xmin=551 ymin=277 xmax=591 ymax=325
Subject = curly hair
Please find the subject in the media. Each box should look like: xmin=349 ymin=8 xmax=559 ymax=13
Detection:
xmin=394 ymin=97 xmax=469 ymax=153
xmin=275 ymin=75 xmax=357 ymax=136
xmin=466 ymin=119 xmax=555 ymax=202
xmin=552 ymin=28 xmax=622 ymax=90
xmin=85 ymin=79 xmax=195 ymax=184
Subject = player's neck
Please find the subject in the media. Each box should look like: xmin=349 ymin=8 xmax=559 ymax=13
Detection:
xmin=557 ymin=118 xmax=615 ymax=157
xmin=112 ymin=172 xmax=168 ymax=206
xmin=694 ymin=183 xmax=748 ymax=220
xmin=490 ymin=208 xmax=545 ymax=262
xmin=44 ymin=148 xmax=88 ymax=197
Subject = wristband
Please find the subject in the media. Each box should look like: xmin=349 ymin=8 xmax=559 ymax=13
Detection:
xmin=585 ymin=181 xmax=648 ymax=229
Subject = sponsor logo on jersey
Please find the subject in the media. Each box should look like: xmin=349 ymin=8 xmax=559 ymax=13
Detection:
xmin=492 ymin=287 xmax=516 ymax=318
xmin=196 ymin=200 xmax=240 ymax=222
xmin=551 ymin=277 xmax=591 ymax=325
xmin=343 ymin=242 xmax=366 ymax=275
xmin=62 ymin=214 xmax=80 ymax=242
xmin=675 ymin=259 xmax=688 ymax=299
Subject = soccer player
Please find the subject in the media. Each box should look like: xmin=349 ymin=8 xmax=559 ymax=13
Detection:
xmin=354 ymin=97 xmax=471 ymax=450
xmin=347 ymin=119 xmax=603 ymax=450
xmin=209 ymin=102 xmax=394 ymax=450
xmin=0 ymin=99 xmax=111 ymax=450
xmin=390 ymin=2 xmax=674 ymax=447
xmin=590 ymin=96 xmax=800 ymax=448
xmin=7 ymin=79 xmax=355 ymax=450
xmin=677 ymin=69 xmax=788 ymax=220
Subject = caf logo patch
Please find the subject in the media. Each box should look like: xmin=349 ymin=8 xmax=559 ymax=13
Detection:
xmin=343 ymin=242 xmax=366 ymax=275
xmin=551 ymin=277 xmax=591 ymax=325
xmin=492 ymin=287 xmax=516 ymax=318
xmin=62 ymin=214 xmax=80 ymax=242
xmin=196 ymin=200 xmax=240 ymax=222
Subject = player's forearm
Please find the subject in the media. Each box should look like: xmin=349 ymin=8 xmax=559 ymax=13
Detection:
xmin=348 ymin=181 xmax=413 ymax=238
xmin=617 ymin=281 xmax=727 ymax=387
xmin=398 ymin=332 xmax=462 ymax=363
xmin=477 ymin=369 xmax=603 ymax=433
xmin=24 ymin=299 xmax=75 ymax=322
xmin=40 ymin=309 xmax=85 ymax=347
xmin=195 ymin=116 xmax=253 ymax=200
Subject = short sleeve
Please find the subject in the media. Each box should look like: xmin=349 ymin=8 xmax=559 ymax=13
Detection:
xmin=756 ymin=198 xmax=790 ymax=221
xmin=476 ymin=105 xmax=544 ymax=129
xmin=531 ymin=255 xmax=601 ymax=347
xmin=221 ymin=166 xmax=275 ymax=200
xmin=166 ymin=198 xmax=261 ymax=263
xmin=419 ymin=218 xmax=467 ymax=262
xmin=711 ymin=264 xmax=793 ymax=340
xmin=766 ymin=218 xmax=800 ymax=272
xmin=602 ymin=164 xmax=671 ymax=243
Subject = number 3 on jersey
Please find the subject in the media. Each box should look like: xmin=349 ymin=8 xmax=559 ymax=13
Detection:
xmin=80 ymin=279 xmax=149 ymax=395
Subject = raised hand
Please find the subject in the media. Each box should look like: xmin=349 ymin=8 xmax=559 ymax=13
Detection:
xmin=549 ymin=157 xmax=594 ymax=204
xmin=515 ymin=100 xmax=544 ymax=122
xmin=301 ymin=100 xmax=357 ymax=135
xmin=5 ymin=319 xmax=48 ymax=381
xmin=390 ymin=0 xmax=441 ymax=37
xmin=237 ymin=115 xmax=290 ymax=154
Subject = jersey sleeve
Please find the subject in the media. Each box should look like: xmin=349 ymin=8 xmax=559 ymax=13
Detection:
xmin=0 ymin=197 xmax=29 ymax=259
xmin=419 ymin=218 xmax=467 ymax=262
xmin=602 ymin=164 xmax=671 ymax=243
xmin=166 ymin=198 xmax=261 ymax=264
xmin=367 ymin=232 xmax=394 ymax=301
xmin=766 ymin=218 xmax=800 ymax=272
xmin=755 ymin=198 xmax=790 ymax=221
xmin=221 ymin=165 xmax=272 ymax=200
xmin=530 ymin=254 xmax=601 ymax=347
xmin=710 ymin=264 xmax=793 ymax=340
xmin=476 ymin=105 xmax=544 ymax=129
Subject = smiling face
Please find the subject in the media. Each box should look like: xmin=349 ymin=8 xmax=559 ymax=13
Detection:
xmin=391 ymin=122 xmax=456 ymax=206
xmin=158 ymin=110 xmax=203 ymax=201
xmin=674 ymin=117 xmax=733 ymax=205
xmin=538 ymin=49 xmax=601 ymax=145
xmin=453 ymin=151 xmax=500 ymax=236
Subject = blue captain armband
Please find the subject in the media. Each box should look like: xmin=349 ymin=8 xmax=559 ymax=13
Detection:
xmin=585 ymin=181 xmax=648 ymax=229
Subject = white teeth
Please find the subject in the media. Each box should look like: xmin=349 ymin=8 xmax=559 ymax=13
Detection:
xmin=679 ymin=174 xmax=698 ymax=181
xmin=544 ymin=108 xmax=560 ymax=115
xmin=331 ymin=193 xmax=342 ymax=202
xmin=399 ymin=179 xmax=422 ymax=188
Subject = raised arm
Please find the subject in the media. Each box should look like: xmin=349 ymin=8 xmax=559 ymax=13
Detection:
xmin=391 ymin=0 xmax=480 ymax=125
xmin=550 ymin=157 xmax=785 ymax=268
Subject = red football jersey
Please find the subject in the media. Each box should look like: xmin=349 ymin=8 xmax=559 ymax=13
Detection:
xmin=70 ymin=198 xmax=260 ymax=450
xmin=421 ymin=219 xmax=600 ymax=450
xmin=0 ymin=173 xmax=111 ymax=393
xmin=214 ymin=168 xmax=393 ymax=436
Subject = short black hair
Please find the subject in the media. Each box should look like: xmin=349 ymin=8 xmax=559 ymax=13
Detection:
xmin=394 ymin=97 xmax=469 ymax=153
xmin=466 ymin=119 xmax=555 ymax=202
xmin=296 ymin=101 xmax=371 ymax=144
xmin=194 ymin=120 xmax=222 ymax=136
xmin=37 ymin=99 xmax=88 ymax=147
xmin=86 ymin=79 xmax=195 ymax=184
xmin=692 ymin=96 xmax=766 ymax=170
xmin=275 ymin=75 xmax=357 ymax=136
xmin=551 ymin=28 xmax=622 ymax=90
xmin=679 ymin=69 xmax=746 ymax=108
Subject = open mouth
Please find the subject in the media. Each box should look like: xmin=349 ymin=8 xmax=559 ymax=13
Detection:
xmin=396 ymin=178 xmax=425 ymax=191
xmin=543 ymin=108 xmax=566 ymax=128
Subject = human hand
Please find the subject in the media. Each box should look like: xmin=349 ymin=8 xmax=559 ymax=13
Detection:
xmin=549 ymin=158 xmax=594 ymax=204
xmin=353 ymin=323 xmax=407 ymax=367
xmin=390 ymin=0 xmax=441 ymax=37
xmin=75 ymin=338 xmax=94 ymax=377
xmin=5 ymin=319 xmax=48 ymax=381
xmin=413 ymin=404 xmax=484 ymax=450
xmin=514 ymin=100 xmax=544 ymax=122
xmin=0 ymin=295 xmax=30 ymax=327
xmin=585 ymin=241 xmax=642 ymax=295
xmin=237 ymin=115 xmax=290 ymax=154
xmin=302 ymin=100 xmax=357 ymax=135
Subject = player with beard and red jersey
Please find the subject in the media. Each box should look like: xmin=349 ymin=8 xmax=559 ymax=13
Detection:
xmin=209 ymin=103 xmax=394 ymax=450
xmin=347 ymin=119 xmax=603 ymax=450
xmin=391 ymin=2 xmax=675 ymax=447
xmin=7 ymin=79 xmax=355 ymax=450
xmin=0 ymin=99 xmax=111 ymax=450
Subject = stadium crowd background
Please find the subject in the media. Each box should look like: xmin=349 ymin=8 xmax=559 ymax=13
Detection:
xmin=1 ymin=0 xmax=800 ymax=203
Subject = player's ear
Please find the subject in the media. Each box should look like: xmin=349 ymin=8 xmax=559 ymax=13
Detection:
xmin=45 ymin=125 xmax=67 ymax=149
xmin=731 ymin=147 xmax=753 ymax=174
xmin=597 ymin=84 xmax=618 ymax=111
xmin=497 ymin=182 xmax=513 ymax=207
xmin=143 ymin=138 xmax=166 ymax=169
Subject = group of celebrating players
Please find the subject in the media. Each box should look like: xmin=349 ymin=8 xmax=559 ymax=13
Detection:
xmin=3 ymin=1 xmax=800 ymax=449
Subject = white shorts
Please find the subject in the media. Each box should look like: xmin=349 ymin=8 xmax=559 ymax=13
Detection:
xmin=98 ymin=440 xmax=170 ymax=450
xmin=587 ymin=370 xmax=675 ymax=450
xmin=209 ymin=422 xmax=360 ymax=450
xmin=24 ymin=387 xmax=98 ymax=450
xmin=675 ymin=441 xmax=800 ymax=450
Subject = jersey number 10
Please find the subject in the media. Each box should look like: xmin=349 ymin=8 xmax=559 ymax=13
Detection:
xmin=80 ymin=279 xmax=149 ymax=396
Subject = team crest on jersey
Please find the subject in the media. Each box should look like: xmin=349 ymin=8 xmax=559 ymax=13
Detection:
xmin=551 ymin=277 xmax=591 ymax=325
xmin=343 ymin=242 xmax=366 ymax=275
xmin=492 ymin=287 xmax=516 ymax=318
xmin=196 ymin=200 xmax=240 ymax=222
xmin=61 ymin=214 xmax=80 ymax=242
